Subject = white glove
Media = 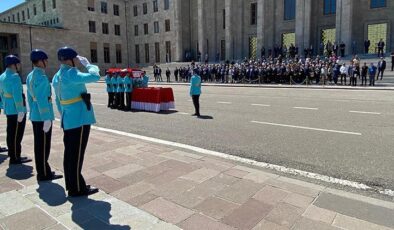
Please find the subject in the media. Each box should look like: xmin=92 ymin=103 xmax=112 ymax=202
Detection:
xmin=43 ymin=120 xmax=52 ymax=133
xmin=17 ymin=112 xmax=25 ymax=122
xmin=77 ymin=55 xmax=90 ymax=67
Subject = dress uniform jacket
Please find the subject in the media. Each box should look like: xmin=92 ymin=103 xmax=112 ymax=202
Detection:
xmin=0 ymin=68 xmax=27 ymax=115
xmin=142 ymin=75 xmax=149 ymax=87
xmin=111 ymin=76 xmax=117 ymax=90
xmin=116 ymin=76 xmax=124 ymax=93
xmin=52 ymin=64 xmax=100 ymax=130
xmin=26 ymin=67 xmax=55 ymax=121
xmin=124 ymin=76 xmax=132 ymax=93
xmin=105 ymin=75 xmax=113 ymax=93
xmin=190 ymin=74 xmax=202 ymax=96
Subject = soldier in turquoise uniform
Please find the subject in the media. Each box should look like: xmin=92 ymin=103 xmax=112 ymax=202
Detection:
xmin=110 ymin=72 xmax=117 ymax=109
xmin=52 ymin=47 xmax=99 ymax=197
xmin=105 ymin=71 xmax=114 ymax=108
xmin=0 ymin=95 xmax=8 ymax=153
xmin=117 ymin=71 xmax=125 ymax=110
xmin=142 ymin=71 xmax=149 ymax=88
xmin=26 ymin=49 xmax=63 ymax=181
xmin=123 ymin=71 xmax=133 ymax=111
xmin=0 ymin=55 xmax=31 ymax=164
xmin=190 ymin=72 xmax=202 ymax=117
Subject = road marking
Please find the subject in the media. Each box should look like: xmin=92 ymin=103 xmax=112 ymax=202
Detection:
xmin=251 ymin=104 xmax=271 ymax=107
xmin=349 ymin=111 xmax=381 ymax=115
xmin=293 ymin=107 xmax=319 ymax=110
xmin=92 ymin=103 xmax=106 ymax=106
xmin=178 ymin=112 xmax=189 ymax=115
xmin=217 ymin=101 xmax=232 ymax=104
xmin=53 ymin=119 xmax=391 ymax=197
xmin=251 ymin=121 xmax=362 ymax=136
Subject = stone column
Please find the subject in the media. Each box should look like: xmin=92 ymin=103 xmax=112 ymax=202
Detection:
xmin=225 ymin=0 xmax=234 ymax=61
xmin=173 ymin=0 xmax=183 ymax=62
xmin=197 ymin=0 xmax=205 ymax=61
xmin=295 ymin=0 xmax=312 ymax=56
xmin=257 ymin=0 xmax=275 ymax=58
xmin=257 ymin=0 xmax=265 ymax=58
xmin=336 ymin=0 xmax=353 ymax=55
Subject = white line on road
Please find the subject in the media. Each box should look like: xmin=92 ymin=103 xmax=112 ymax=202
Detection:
xmin=58 ymin=120 xmax=391 ymax=197
xmin=178 ymin=112 xmax=189 ymax=115
xmin=217 ymin=101 xmax=232 ymax=104
xmin=251 ymin=104 xmax=271 ymax=107
xmin=349 ymin=111 xmax=381 ymax=115
xmin=251 ymin=121 xmax=362 ymax=136
xmin=92 ymin=103 xmax=106 ymax=106
xmin=293 ymin=107 xmax=319 ymax=110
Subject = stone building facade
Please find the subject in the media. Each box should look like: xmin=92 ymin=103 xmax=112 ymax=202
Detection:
xmin=0 ymin=0 xmax=393 ymax=77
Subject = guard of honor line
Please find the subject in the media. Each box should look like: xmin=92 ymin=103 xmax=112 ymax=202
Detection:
xmin=0 ymin=47 xmax=99 ymax=197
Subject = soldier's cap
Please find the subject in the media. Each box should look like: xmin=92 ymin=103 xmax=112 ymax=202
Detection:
xmin=57 ymin=47 xmax=78 ymax=61
xmin=31 ymin=49 xmax=48 ymax=62
xmin=5 ymin=55 xmax=20 ymax=66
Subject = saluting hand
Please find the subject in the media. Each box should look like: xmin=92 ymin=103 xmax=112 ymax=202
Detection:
xmin=77 ymin=55 xmax=90 ymax=67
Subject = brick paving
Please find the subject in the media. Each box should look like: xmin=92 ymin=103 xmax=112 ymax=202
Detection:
xmin=0 ymin=119 xmax=393 ymax=230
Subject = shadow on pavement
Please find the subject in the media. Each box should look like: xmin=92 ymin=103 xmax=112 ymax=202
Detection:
xmin=197 ymin=115 xmax=214 ymax=120
xmin=37 ymin=181 xmax=67 ymax=206
xmin=68 ymin=197 xmax=131 ymax=230
xmin=6 ymin=164 xmax=34 ymax=180
xmin=0 ymin=154 xmax=7 ymax=165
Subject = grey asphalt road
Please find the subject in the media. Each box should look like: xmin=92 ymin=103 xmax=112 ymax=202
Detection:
xmin=85 ymin=83 xmax=394 ymax=192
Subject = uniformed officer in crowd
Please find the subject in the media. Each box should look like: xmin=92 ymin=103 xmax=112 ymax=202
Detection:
xmin=110 ymin=72 xmax=117 ymax=109
xmin=0 ymin=55 xmax=31 ymax=164
xmin=142 ymin=71 xmax=149 ymax=88
xmin=123 ymin=71 xmax=132 ymax=111
xmin=26 ymin=49 xmax=63 ymax=181
xmin=117 ymin=71 xmax=125 ymax=110
xmin=190 ymin=71 xmax=202 ymax=117
xmin=0 ymin=94 xmax=8 ymax=153
xmin=105 ymin=71 xmax=114 ymax=108
xmin=52 ymin=47 xmax=100 ymax=197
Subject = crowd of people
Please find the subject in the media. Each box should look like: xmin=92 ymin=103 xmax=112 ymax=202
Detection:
xmin=160 ymin=51 xmax=393 ymax=87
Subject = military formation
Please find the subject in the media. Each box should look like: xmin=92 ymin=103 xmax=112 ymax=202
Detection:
xmin=0 ymin=47 xmax=100 ymax=197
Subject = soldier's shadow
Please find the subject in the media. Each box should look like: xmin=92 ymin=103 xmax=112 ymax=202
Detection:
xmin=68 ymin=196 xmax=131 ymax=230
xmin=36 ymin=181 xmax=67 ymax=206
xmin=6 ymin=164 xmax=34 ymax=180
xmin=197 ymin=115 xmax=214 ymax=120
xmin=0 ymin=154 xmax=7 ymax=165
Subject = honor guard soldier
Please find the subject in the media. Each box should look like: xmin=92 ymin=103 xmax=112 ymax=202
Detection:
xmin=52 ymin=47 xmax=99 ymax=197
xmin=190 ymin=71 xmax=202 ymax=117
xmin=27 ymin=49 xmax=63 ymax=181
xmin=110 ymin=72 xmax=117 ymax=109
xmin=123 ymin=71 xmax=132 ymax=111
xmin=0 ymin=93 xmax=8 ymax=153
xmin=105 ymin=71 xmax=114 ymax=108
xmin=117 ymin=71 xmax=125 ymax=110
xmin=0 ymin=55 xmax=32 ymax=164
xmin=142 ymin=71 xmax=149 ymax=88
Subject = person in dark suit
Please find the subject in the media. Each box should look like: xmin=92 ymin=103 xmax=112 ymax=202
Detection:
xmin=391 ymin=52 xmax=394 ymax=71
xmin=377 ymin=57 xmax=386 ymax=80
xmin=339 ymin=42 xmax=346 ymax=57
xmin=364 ymin=40 xmax=370 ymax=54
xmin=377 ymin=39 xmax=385 ymax=57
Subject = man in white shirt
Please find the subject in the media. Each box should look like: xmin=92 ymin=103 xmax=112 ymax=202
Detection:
xmin=340 ymin=63 xmax=348 ymax=85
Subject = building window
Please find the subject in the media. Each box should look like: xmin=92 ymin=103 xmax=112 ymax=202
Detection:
xmin=145 ymin=43 xmax=150 ymax=63
xmin=113 ymin=4 xmax=119 ymax=16
xmin=250 ymin=3 xmax=257 ymax=25
xmin=22 ymin=11 xmax=25 ymax=21
xmin=323 ymin=0 xmax=336 ymax=15
xmin=90 ymin=42 xmax=98 ymax=63
xmin=222 ymin=9 xmax=225 ymax=29
xmin=144 ymin=23 xmax=149 ymax=35
xmin=88 ymin=0 xmax=95 ymax=11
xmin=165 ymin=41 xmax=171 ymax=62
xmin=102 ymin=22 xmax=109 ymax=34
xmin=27 ymin=8 xmax=30 ymax=19
xmin=154 ymin=21 xmax=159 ymax=33
xmin=116 ymin=44 xmax=122 ymax=63
xmin=42 ymin=0 xmax=46 ymax=12
xmin=89 ymin=21 xmax=96 ymax=33
xmin=284 ymin=0 xmax=296 ymax=20
xmin=114 ymin=24 xmax=121 ymax=35
xmin=134 ymin=25 xmax=139 ymax=36
xmin=133 ymin=5 xmax=138 ymax=16
xmin=33 ymin=4 xmax=37 ymax=15
xmin=135 ymin=45 xmax=140 ymax=63
xmin=7 ymin=16 xmax=10 ymax=22
xmin=155 ymin=42 xmax=160 ymax=62
xmin=17 ymin=13 xmax=20 ymax=23
xmin=52 ymin=0 xmax=56 ymax=9
xmin=101 ymin=2 xmax=108 ymax=13
xmin=371 ymin=0 xmax=386 ymax=8
xmin=12 ymin=15 xmax=15 ymax=22
xmin=143 ymin=3 xmax=148 ymax=14
xmin=56 ymin=18 xmax=59 ymax=23
xmin=104 ymin=43 xmax=110 ymax=63
xmin=165 ymin=19 xmax=170 ymax=32
xmin=153 ymin=0 xmax=158 ymax=12
xmin=164 ymin=0 xmax=170 ymax=10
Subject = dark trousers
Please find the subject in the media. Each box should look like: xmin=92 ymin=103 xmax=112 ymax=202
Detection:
xmin=6 ymin=115 xmax=26 ymax=161
xmin=340 ymin=74 xmax=347 ymax=85
xmin=369 ymin=75 xmax=375 ymax=86
xmin=107 ymin=93 xmax=113 ymax=107
xmin=114 ymin=93 xmax=119 ymax=109
xmin=377 ymin=69 xmax=385 ymax=80
xmin=32 ymin=121 xmax=52 ymax=180
xmin=63 ymin=125 xmax=90 ymax=193
xmin=119 ymin=93 xmax=125 ymax=109
xmin=126 ymin=92 xmax=131 ymax=110
xmin=391 ymin=63 xmax=393 ymax=71
xmin=351 ymin=75 xmax=357 ymax=86
xmin=361 ymin=75 xmax=367 ymax=86
xmin=192 ymin=95 xmax=200 ymax=116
